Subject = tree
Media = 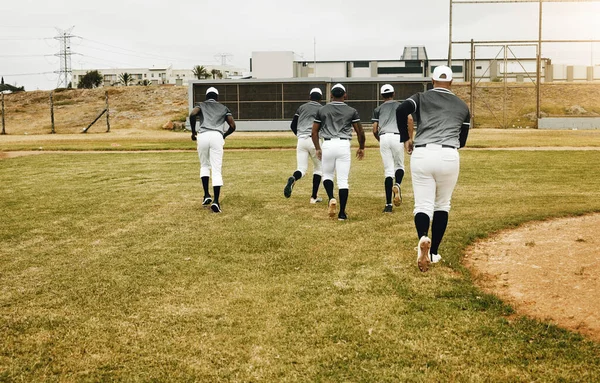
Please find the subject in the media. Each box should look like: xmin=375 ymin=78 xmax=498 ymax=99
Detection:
xmin=77 ymin=70 xmax=103 ymax=89
xmin=1 ymin=77 xmax=4 ymax=85
xmin=119 ymin=72 xmax=134 ymax=86
xmin=211 ymin=69 xmax=223 ymax=79
xmin=192 ymin=65 xmax=210 ymax=79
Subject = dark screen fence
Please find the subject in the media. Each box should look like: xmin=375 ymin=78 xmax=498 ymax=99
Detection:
xmin=191 ymin=79 xmax=428 ymax=123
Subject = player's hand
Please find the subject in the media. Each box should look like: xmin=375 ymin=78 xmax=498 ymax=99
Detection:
xmin=356 ymin=148 xmax=364 ymax=160
xmin=404 ymin=140 xmax=413 ymax=155
xmin=191 ymin=133 xmax=197 ymax=141
xmin=316 ymin=149 xmax=322 ymax=161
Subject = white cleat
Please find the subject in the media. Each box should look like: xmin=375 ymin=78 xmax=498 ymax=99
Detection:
xmin=417 ymin=236 xmax=432 ymax=272
xmin=310 ymin=197 xmax=323 ymax=204
xmin=430 ymin=253 xmax=442 ymax=263
xmin=392 ymin=183 xmax=402 ymax=207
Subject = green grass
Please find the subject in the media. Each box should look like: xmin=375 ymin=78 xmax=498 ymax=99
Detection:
xmin=2 ymin=129 xmax=600 ymax=152
xmin=1 ymin=147 xmax=600 ymax=381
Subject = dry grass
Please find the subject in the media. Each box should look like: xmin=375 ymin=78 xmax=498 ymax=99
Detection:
xmin=2 ymin=83 xmax=600 ymax=135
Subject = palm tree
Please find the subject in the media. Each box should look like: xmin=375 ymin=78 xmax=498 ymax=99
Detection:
xmin=192 ymin=65 xmax=210 ymax=79
xmin=119 ymin=72 xmax=134 ymax=86
xmin=211 ymin=69 xmax=222 ymax=79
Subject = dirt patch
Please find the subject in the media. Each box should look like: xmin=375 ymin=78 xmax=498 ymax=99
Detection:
xmin=465 ymin=214 xmax=600 ymax=341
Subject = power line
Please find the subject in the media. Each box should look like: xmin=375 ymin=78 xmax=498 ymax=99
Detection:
xmin=2 ymin=71 xmax=56 ymax=77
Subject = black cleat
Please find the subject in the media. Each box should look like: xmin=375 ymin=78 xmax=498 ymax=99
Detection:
xmin=210 ymin=203 xmax=222 ymax=213
xmin=338 ymin=212 xmax=347 ymax=221
xmin=383 ymin=205 xmax=393 ymax=213
xmin=284 ymin=176 xmax=295 ymax=198
xmin=202 ymin=196 xmax=213 ymax=207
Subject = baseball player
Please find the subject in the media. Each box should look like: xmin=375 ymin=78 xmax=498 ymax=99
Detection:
xmin=371 ymin=84 xmax=414 ymax=213
xmin=312 ymin=83 xmax=365 ymax=221
xmin=189 ymin=86 xmax=236 ymax=213
xmin=283 ymin=88 xmax=323 ymax=204
xmin=396 ymin=65 xmax=470 ymax=272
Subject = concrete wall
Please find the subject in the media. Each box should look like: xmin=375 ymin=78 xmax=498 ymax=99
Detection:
xmin=251 ymin=51 xmax=295 ymax=79
xmin=538 ymin=117 xmax=600 ymax=130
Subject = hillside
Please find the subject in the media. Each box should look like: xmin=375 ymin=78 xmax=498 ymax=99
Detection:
xmin=1 ymin=83 xmax=599 ymax=135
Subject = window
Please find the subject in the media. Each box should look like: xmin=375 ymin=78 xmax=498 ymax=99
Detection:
xmin=151 ymin=74 xmax=154 ymax=78
xmin=411 ymin=47 xmax=418 ymax=58
xmin=353 ymin=61 xmax=369 ymax=68
xmin=378 ymin=67 xmax=422 ymax=74
xmin=476 ymin=66 xmax=482 ymax=69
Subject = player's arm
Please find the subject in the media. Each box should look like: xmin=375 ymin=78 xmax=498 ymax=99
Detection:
xmin=459 ymin=111 xmax=471 ymax=148
xmin=396 ymin=99 xmax=417 ymax=153
xmin=189 ymin=107 xmax=202 ymax=141
xmin=290 ymin=115 xmax=299 ymax=136
xmin=372 ymin=122 xmax=380 ymax=141
xmin=311 ymin=121 xmax=323 ymax=160
xmin=223 ymin=115 xmax=236 ymax=139
xmin=405 ymin=114 xmax=415 ymax=154
xmin=353 ymin=121 xmax=365 ymax=160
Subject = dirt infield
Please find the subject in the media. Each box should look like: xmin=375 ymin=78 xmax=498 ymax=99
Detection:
xmin=465 ymin=214 xmax=600 ymax=341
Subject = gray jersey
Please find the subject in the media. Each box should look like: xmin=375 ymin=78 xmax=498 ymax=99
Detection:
xmin=372 ymin=100 xmax=401 ymax=137
xmin=408 ymin=88 xmax=470 ymax=148
xmin=295 ymin=101 xmax=322 ymax=137
xmin=314 ymin=101 xmax=360 ymax=140
xmin=195 ymin=100 xmax=232 ymax=135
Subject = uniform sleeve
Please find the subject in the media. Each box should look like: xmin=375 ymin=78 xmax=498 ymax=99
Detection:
xmin=314 ymin=108 xmax=322 ymax=123
xmin=352 ymin=108 xmax=360 ymax=123
xmin=459 ymin=110 xmax=471 ymax=148
xmin=225 ymin=106 xmax=232 ymax=116
xmin=372 ymin=107 xmax=380 ymax=122
xmin=396 ymin=94 xmax=418 ymax=142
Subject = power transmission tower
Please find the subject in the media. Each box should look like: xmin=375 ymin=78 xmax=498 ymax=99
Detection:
xmin=215 ymin=53 xmax=233 ymax=66
xmin=54 ymin=27 xmax=75 ymax=88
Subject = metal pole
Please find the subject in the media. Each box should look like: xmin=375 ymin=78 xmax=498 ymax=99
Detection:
xmin=1 ymin=93 xmax=5 ymax=135
xmin=536 ymin=0 xmax=542 ymax=121
xmin=105 ymin=91 xmax=110 ymax=132
xmin=448 ymin=0 xmax=453 ymax=66
xmin=504 ymin=44 xmax=508 ymax=128
xmin=50 ymin=91 xmax=55 ymax=134
xmin=470 ymin=39 xmax=475 ymax=126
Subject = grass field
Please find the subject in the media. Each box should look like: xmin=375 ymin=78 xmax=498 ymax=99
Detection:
xmin=1 ymin=134 xmax=600 ymax=381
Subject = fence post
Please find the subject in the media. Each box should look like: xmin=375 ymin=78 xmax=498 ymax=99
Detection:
xmin=105 ymin=91 xmax=110 ymax=132
xmin=50 ymin=91 xmax=55 ymax=134
xmin=1 ymin=93 xmax=5 ymax=135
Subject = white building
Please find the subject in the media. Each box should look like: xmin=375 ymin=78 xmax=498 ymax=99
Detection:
xmin=72 ymin=64 xmax=248 ymax=87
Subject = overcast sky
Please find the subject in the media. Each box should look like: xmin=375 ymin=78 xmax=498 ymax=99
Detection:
xmin=2 ymin=0 xmax=598 ymax=90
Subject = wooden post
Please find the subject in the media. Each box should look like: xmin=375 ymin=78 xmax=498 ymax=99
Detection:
xmin=50 ymin=91 xmax=55 ymax=134
xmin=1 ymin=93 xmax=5 ymax=135
xmin=105 ymin=91 xmax=110 ymax=132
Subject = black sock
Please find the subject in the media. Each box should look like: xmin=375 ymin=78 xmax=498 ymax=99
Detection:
xmin=431 ymin=211 xmax=449 ymax=255
xmin=323 ymin=179 xmax=334 ymax=200
xmin=293 ymin=170 xmax=302 ymax=181
xmin=339 ymin=188 xmax=348 ymax=214
xmin=395 ymin=169 xmax=405 ymax=185
xmin=414 ymin=212 xmax=430 ymax=239
xmin=385 ymin=177 xmax=393 ymax=205
xmin=201 ymin=176 xmax=210 ymax=197
xmin=312 ymin=174 xmax=322 ymax=199
xmin=213 ymin=186 xmax=221 ymax=205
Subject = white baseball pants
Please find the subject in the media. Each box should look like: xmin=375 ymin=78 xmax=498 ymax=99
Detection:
xmin=322 ymin=138 xmax=351 ymax=189
xmin=379 ymin=133 xmax=405 ymax=177
xmin=197 ymin=130 xmax=224 ymax=187
xmin=410 ymin=144 xmax=460 ymax=219
xmin=296 ymin=136 xmax=322 ymax=177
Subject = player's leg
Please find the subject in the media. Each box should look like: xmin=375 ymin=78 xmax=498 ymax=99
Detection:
xmin=285 ymin=139 xmax=307 ymax=198
xmin=308 ymin=140 xmax=323 ymax=203
xmin=197 ymin=136 xmax=212 ymax=206
xmin=335 ymin=140 xmax=351 ymax=220
xmin=410 ymin=147 xmax=436 ymax=271
xmin=430 ymin=148 xmax=460 ymax=259
xmin=380 ymin=135 xmax=394 ymax=212
xmin=391 ymin=137 xmax=405 ymax=207
xmin=321 ymin=140 xmax=337 ymax=217
xmin=208 ymin=132 xmax=225 ymax=213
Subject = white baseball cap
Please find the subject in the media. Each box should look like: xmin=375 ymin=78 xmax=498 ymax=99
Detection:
xmin=206 ymin=86 xmax=219 ymax=95
xmin=380 ymin=84 xmax=394 ymax=94
xmin=331 ymin=83 xmax=346 ymax=93
xmin=432 ymin=66 xmax=453 ymax=82
xmin=309 ymin=87 xmax=322 ymax=95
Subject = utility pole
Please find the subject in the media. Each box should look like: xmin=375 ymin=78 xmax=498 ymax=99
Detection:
xmin=54 ymin=27 xmax=75 ymax=88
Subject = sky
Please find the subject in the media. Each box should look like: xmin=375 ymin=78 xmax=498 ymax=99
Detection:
xmin=1 ymin=0 xmax=598 ymax=91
